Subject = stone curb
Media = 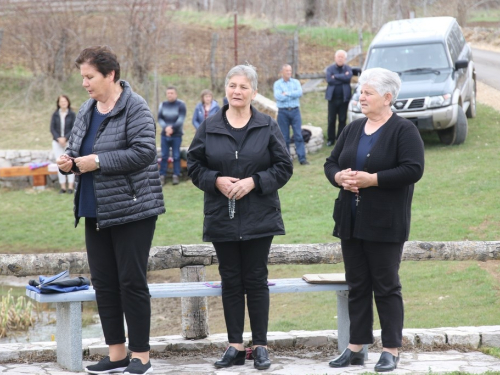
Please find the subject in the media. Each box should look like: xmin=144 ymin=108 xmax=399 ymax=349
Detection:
xmin=0 ymin=326 xmax=499 ymax=363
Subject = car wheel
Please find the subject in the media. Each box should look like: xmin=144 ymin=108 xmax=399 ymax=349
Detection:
xmin=437 ymin=107 xmax=468 ymax=145
xmin=466 ymin=80 xmax=477 ymax=118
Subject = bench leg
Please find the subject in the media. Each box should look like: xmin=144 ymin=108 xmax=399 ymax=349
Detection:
xmin=56 ymin=302 xmax=83 ymax=371
xmin=336 ymin=291 xmax=368 ymax=360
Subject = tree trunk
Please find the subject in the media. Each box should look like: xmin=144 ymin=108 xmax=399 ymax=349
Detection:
xmin=1 ymin=242 xmax=499 ymax=277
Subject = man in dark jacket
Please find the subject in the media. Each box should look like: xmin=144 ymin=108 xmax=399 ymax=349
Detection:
xmin=325 ymin=50 xmax=353 ymax=146
xmin=158 ymin=86 xmax=186 ymax=186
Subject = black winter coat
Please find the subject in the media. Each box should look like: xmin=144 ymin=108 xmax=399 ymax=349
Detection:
xmin=187 ymin=106 xmax=293 ymax=242
xmin=66 ymin=80 xmax=165 ymax=229
xmin=324 ymin=113 xmax=424 ymax=242
xmin=50 ymin=109 xmax=76 ymax=140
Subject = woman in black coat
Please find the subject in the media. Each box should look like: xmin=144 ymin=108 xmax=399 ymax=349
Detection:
xmin=57 ymin=46 xmax=164 ymax=375
xmin=188 ymin=65 xmax=293 ymax=370
xmin=50 ymin=95 xmax=76 ymax=193
xmin=324 ymin=67 xmax=424 ymax=373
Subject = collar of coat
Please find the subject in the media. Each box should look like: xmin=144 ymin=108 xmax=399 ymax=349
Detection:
xmin=205 ymin=104 xmax=271 ymax=135
xmin=79 ymin=80 xmax=133 ymax=117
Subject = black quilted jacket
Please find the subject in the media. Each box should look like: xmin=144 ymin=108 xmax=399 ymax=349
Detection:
xmin=187 ymin=106 xmax=293 ymax=242
xmin=66 ymin=80 xmax=165 ymax=229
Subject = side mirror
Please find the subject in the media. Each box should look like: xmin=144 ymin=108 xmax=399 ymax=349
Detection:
xmin=455 ymin=60 xmax=469 ymax=70
xmin=352 ymin=67 xmax=362 ymax=76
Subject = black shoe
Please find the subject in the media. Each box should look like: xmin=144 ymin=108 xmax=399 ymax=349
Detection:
xmin=253 ymin=346 xmax=271 ymax=370
xmin=85 ymin=355 xmax=130 ymax=374
xmin=374 ymin=351 xmax=399 ymax=372
xmin=329 ymin=348 xmax=365 ymax=368
xmin=59 ymin=189 xmax=66 ymax=194
xmin=326 ymin=141 xmax=334 ymax=147
xmin=214 ymin=346 xmax=246 ymax=368
xmin=123 ymin=358 xmax=153 ymax=374
xmin=67 ymin=189 xmax=74 ymax=194
xmin=300 ymin=160 xmax=310 ymax=165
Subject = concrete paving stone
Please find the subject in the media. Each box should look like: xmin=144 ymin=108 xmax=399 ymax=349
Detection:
xmin=446 ymin=329 xmax=481 ymax=348
xmin=289 ymin=330 xmax=330 ymax=347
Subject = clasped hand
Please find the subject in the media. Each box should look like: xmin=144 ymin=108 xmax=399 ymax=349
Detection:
xmin=57 ymin=154 xmax=98 ymax=174
xmin=216 ymin=176 xmax=255 ymax=200
xmin=335 ymin=168 xmax=376 ymax=193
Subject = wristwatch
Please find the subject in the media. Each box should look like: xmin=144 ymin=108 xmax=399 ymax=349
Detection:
xmin=95 ymin=155 xmax=100 ymax=169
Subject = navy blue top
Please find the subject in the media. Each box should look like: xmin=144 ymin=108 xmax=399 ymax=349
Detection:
xmin=351 ymin=125 xmax=383 ymax=222
xmin=78 ymin=106 xmax=108 ymax=218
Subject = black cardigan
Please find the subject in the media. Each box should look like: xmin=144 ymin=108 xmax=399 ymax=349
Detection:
xmin=324 ymin=113 xmax=425 ymax=242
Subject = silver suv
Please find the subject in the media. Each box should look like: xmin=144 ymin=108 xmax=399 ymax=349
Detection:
xmin=348 ymin=17 xmax=476 ymax=145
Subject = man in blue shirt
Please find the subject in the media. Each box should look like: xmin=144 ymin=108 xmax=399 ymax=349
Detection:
xmin=274 ymin=64 xmax=309 ymax=165
xmin=158 ymin=86 xmax=186 ymax=185
xmin=325 ymin=50 xmax=353 ymax=146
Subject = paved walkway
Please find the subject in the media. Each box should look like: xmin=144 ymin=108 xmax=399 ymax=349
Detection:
xmin=0 ymin=327 xmax=499 ymax=374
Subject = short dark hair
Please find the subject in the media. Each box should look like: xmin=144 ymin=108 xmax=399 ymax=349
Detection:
xmin=56 ymin=95 xmax=71 ymax=110
xmin=75 ymin=46 xmax=120 ymax=82
xmin=166 ymin=86 xmax=177 ymax=92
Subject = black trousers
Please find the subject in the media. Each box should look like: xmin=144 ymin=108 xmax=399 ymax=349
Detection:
xmin=85 ymin=216 xmax=157 ymax=352
xmin=327 ymin=98 xmax=349 ymax=142
xmin=341 ymin=238 xmax=404 ymax=348
xmin=213 ymin=236 xmax=273 ymax=346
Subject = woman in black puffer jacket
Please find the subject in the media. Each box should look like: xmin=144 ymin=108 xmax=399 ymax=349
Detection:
xmin=188 ymin=65 xmax=293 ymax=371
xmin=57 ymin=46 xmax=164 ymax=375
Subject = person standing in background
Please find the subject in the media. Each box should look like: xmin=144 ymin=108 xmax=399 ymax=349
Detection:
xmin=50 ymin=95 xmax=76 ymax=194
xmin=158 ymin=86 xmax=186 ymax=185
xmin=325 ymin=50 xmax=353 ymax=146
xmin=274 ymin=64 xmax=309 ymax=165
xmin=192 ymin=89 xmax=220 ymax=130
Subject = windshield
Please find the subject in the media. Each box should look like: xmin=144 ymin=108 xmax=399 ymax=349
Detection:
xmin=365 ymin=43 xmax=450 ymax=72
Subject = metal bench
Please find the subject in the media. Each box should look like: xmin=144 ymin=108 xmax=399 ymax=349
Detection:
xmin=26 ymin=278 xmax=354 ymax=371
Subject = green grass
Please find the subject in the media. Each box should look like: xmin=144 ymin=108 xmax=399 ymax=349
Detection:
xmin=275 ymin=24 xmax=373 ymax=49
xmin=1 ymin=57 xmax=500 ymax=334
xmin=468 ymin=8 xmax=500 ymax=23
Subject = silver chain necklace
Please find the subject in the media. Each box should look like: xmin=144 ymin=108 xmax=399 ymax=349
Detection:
xmin=228 ymin=197 xmax=236 ymax=219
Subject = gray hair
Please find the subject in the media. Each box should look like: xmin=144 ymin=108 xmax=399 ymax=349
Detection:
xmin=358 ymin=67 xmax=401 ymax=105
xmin=335 ymin=50 xmax=347 ymax=58
xmin=225 ymin=64 xmax=258 ymax=91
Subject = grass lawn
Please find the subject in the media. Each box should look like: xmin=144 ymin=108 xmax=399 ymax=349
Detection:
xmin=1 ymin=75 xmax=500 ymax=333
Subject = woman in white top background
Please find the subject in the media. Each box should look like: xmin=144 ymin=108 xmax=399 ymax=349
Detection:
xmin=50 ymin=95 xmax=76 ymax=193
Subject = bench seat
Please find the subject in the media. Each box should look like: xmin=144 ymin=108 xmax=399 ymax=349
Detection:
xmin=0 ymin=165 xmax=57 ymax=187
xmin=26 ymin=278 xmax=353 ymax=371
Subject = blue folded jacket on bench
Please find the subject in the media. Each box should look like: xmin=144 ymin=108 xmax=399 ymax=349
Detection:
xmin=26 ymin=270 xmax=90 ymax=294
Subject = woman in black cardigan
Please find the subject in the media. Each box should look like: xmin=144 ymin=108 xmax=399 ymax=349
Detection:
xmin=324 ymin=67 xmax=424 ymax=372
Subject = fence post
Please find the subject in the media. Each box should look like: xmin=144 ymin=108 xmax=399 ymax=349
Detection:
xmin=180 ymin=265 xmax=209 ymax=339
xmin=210 ymin=33 xmax=218 ymax=91
xmin=358 ymin=28 xmax=364 ymax=67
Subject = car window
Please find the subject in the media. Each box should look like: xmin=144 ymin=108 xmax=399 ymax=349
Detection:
xmin=365 ymin=43 xmax=450 ymax=72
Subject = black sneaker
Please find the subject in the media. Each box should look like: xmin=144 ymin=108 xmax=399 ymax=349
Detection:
xmin=123 ymin=358 xmax=153 ymax=374
xmin=85 ymin=355 xmax=130 ymax=374
xmin=300 ymin=160 xmax=310 ymax=165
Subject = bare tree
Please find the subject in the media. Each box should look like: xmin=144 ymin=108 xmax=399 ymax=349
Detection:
xmin=4 ymin=0 xmax=80 ymax=81
xmin=124 ymin=0 xmax=172 ymax=97
xmin=304 ymin=0 xmax=318 ymax=25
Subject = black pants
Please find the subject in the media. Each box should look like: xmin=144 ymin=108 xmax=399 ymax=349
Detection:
xmin=85 ymin=216 xmax=157 ymax=352
xmin=327 ymin=98 xmax=349 ymax=142
xmin=341 ymin=238 xmax=404 ymax=348
xmin=213 ymin=236 xmax=273 ymax=346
